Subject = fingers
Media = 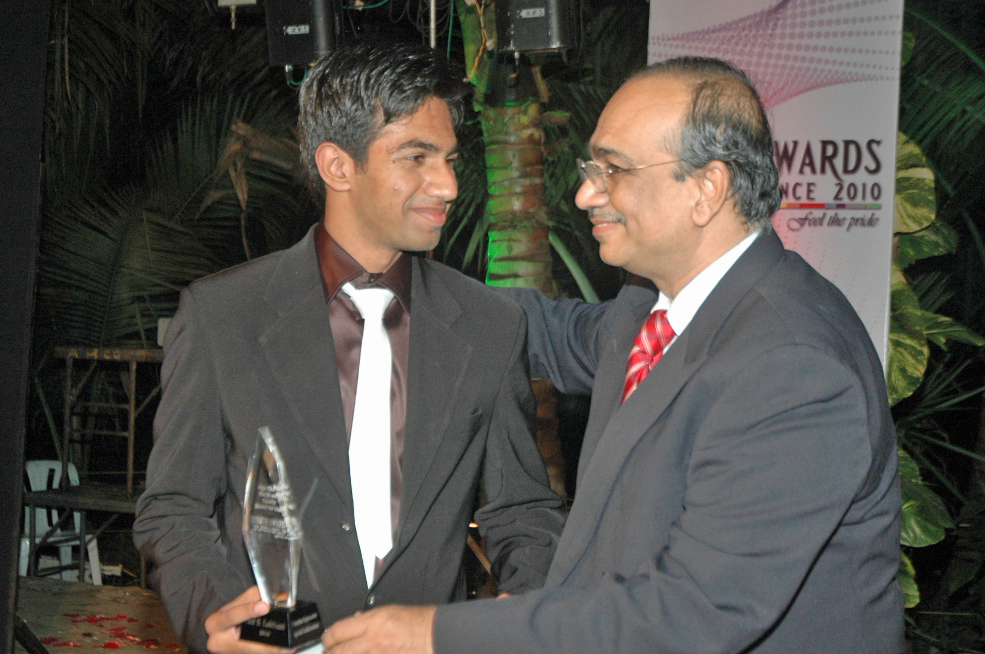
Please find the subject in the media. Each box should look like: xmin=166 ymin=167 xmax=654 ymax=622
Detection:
xmin=322 ymin=613 xmax=368 ymax=650
xmin=205 ymin=586 xmax=287 ymax=654
xmin=206 ymin=586 xmax=270 ymax=634
xmin=321 ymin=605 xmax=436 ymax=654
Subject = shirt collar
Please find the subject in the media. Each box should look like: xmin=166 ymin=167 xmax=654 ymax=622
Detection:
xmin=314 ymin=223 xmax=412 ymax=311
xmin=653 ymin=230 xmax=760 ymax=336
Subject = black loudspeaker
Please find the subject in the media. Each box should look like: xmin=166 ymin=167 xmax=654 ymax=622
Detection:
xmin=264 ymin=0 xmax=336 ymax=67
xmin=495 ymin=0 xmax=578 ymax=54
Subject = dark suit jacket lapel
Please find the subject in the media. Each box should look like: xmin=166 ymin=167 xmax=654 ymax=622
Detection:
xmin=257 ymin=229 xmax=353 ymax=513
xmin=391 ymin=259 xmax=473 ymax=554
xmin=547 ymin=231 xmax=787 ymax=587
xmin=575 ymin=283 xmax=657 ymax=483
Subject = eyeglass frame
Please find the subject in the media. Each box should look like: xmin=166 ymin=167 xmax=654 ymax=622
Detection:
xmin=576 ymin=157 xmax=684 ymax=194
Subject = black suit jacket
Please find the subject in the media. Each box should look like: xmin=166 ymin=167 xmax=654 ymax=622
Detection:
xmin=133 ymin=227 xmax=564 ymax=653
xmin=435 ymin=231 xmax=904 ymax=653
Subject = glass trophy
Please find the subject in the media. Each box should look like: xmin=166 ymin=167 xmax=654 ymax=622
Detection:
xmin=241 ymin=427 xmax=323 ymax=647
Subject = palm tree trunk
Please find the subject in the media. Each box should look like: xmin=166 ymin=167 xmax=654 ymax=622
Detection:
xmin=481 ymin=101 xmax=552 ymax=294
xmin=456 ymin=0 xmax=566 ymax=500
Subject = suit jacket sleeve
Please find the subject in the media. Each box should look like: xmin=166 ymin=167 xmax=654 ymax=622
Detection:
xmin=473 ymin=304 xmax=566 ymax=594
xmin=434 ymin=344 xmax=876 ymax=652
xmin=133 ymin=288 xmax=252 ymax=653
xmin=500 ymin=287 xmax=610 ymax=395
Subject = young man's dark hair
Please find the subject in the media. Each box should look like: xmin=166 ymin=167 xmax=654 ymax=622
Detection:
xmin=298 ymin=40 xmax=470 ymax=193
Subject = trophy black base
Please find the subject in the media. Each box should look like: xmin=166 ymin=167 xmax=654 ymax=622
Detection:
xmin=241 ymin=601 xmax=324 ymax=648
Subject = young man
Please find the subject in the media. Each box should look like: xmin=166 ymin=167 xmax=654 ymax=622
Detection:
xmin=133 ymin=41 xmax=564 ymax=654
xmin=321 ymin=57 xmax=904 ymax=654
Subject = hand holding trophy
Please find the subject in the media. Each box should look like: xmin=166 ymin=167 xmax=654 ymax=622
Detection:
xmin=241 ymin=427 xmax=323 ymax=648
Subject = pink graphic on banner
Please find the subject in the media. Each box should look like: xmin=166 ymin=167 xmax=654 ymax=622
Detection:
xmin=649 ymin=0 xmax=902 ymax=108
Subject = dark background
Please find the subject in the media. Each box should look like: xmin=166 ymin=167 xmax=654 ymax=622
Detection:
xmin=0 ymin=0 xmax=52 ymax=650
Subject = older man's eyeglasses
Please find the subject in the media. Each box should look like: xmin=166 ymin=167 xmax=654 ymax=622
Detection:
xmin=577 ymin=158 xmax=683 ymax=194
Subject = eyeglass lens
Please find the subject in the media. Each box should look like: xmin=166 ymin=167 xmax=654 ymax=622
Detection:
xmin=577 ymin=159 xmax=607 ymax=193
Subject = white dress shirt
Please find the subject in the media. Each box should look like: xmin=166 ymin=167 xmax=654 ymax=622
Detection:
xmin=652 ymin=230 xmax=760 ymax=352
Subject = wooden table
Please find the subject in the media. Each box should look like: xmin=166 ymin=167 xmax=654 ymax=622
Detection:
xmin=52 ymin=346 xmax=164 ymax=495
xmin=15 ymin=576 xmax=186 ymax=653
xmin=23 ymin=483 xmax=146 ymax=587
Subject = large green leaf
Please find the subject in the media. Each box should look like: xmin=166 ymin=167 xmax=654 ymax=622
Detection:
xmin=886 ymin=260 xmax=982 ymax=405
xmin=895 ymin=219 xmax=958 ymax=269
xmin=898 ymin=552 xmax=920 ymax=609
xmin=919 ymin=313 xmax=985 ymax=350
xmin=893 ymin=132 xmax=936 ymax=235
xmin=888 ymin=321 xmax=928 ymax=407
xmin=900 ymin=479 xmax=953 ymax=547
xmin=899 ymin=448 xmax=954 ymax=548
xmin=901 ymin=8 xmax=985 ymax=199
xmin=888 ymin=267 xmax=930 ymax=405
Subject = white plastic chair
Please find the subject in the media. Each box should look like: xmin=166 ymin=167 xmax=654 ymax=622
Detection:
xmin=19 ymin=460 xmax=102 ymax=585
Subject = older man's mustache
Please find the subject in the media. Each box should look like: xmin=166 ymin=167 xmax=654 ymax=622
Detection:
xmin=588 ymin=208 xmax=626 ymax=225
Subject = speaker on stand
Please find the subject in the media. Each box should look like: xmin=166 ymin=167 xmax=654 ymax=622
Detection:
xmin=495 ymin=0 xmax=579 ymax=56
xmin=263 ymin=0 xmax=338 ymax=81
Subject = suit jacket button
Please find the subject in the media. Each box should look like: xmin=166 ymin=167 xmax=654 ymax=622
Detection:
xmin=341 ymin=522 xmax=353 ymax=532
xmin=366 ymin=594 xmax=376 ymax=607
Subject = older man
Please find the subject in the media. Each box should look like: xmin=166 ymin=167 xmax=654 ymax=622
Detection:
xmin=322 ymin=57 xmax=904 ymax=653
xmin=133 ymin=41 xmax=563 ymax=654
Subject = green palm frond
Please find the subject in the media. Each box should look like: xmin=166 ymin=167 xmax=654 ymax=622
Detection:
xmin=43 ymin=1 xmax=157 ymax=197
xmin=46 ymin=1 xmax=152 ymax=131
xmin=909 ymin=271 xmax=956 ymax=315
xmin=36 ymin=92 xmax=310 ymax=352
xmin=895 ymin=352 xmax=985 ymax=504
xmin=35 ymin=187 xmax=215 ymax=349
xmin=900 ymin=8 xmax=985 ymax=236
xmin=154 ymin=4 xmax=287 ymax=102
xmin=145 ymin=96 xmax=312 ymax=261
xmin=206 ymin=119 xmax=316 ymax=259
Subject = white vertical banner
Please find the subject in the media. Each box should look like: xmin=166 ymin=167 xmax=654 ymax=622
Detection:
xmin=648 ymin=0 xmax=904 ymax=362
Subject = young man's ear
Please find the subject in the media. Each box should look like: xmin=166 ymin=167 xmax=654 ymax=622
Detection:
xmin=691 ymin=160 xmax=730 ymax=228
xmin=315 ymin=142 xmax=355 ymax=192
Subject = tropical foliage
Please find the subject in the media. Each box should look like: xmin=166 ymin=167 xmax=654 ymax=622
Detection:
xmin=889 ymin=130 xmax=983 ymax=609
xmin=29 ymin=0 xmax=314 ymax=455
xmin=891 ymin=2 xmax=985 ymax=648
xmin=35 ymin=1 xmax=309 ymax=353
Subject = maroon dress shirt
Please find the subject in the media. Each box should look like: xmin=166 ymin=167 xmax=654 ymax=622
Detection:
xmin=314 ymin=225 xmax=410 ymax=546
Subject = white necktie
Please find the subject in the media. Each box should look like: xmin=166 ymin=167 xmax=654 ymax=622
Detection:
xmin=342 ymin=282 xmax=395 ymax=587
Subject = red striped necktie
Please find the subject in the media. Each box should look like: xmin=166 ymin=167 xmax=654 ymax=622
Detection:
xmin=621 ymin=309 xmax=675 ymax=404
